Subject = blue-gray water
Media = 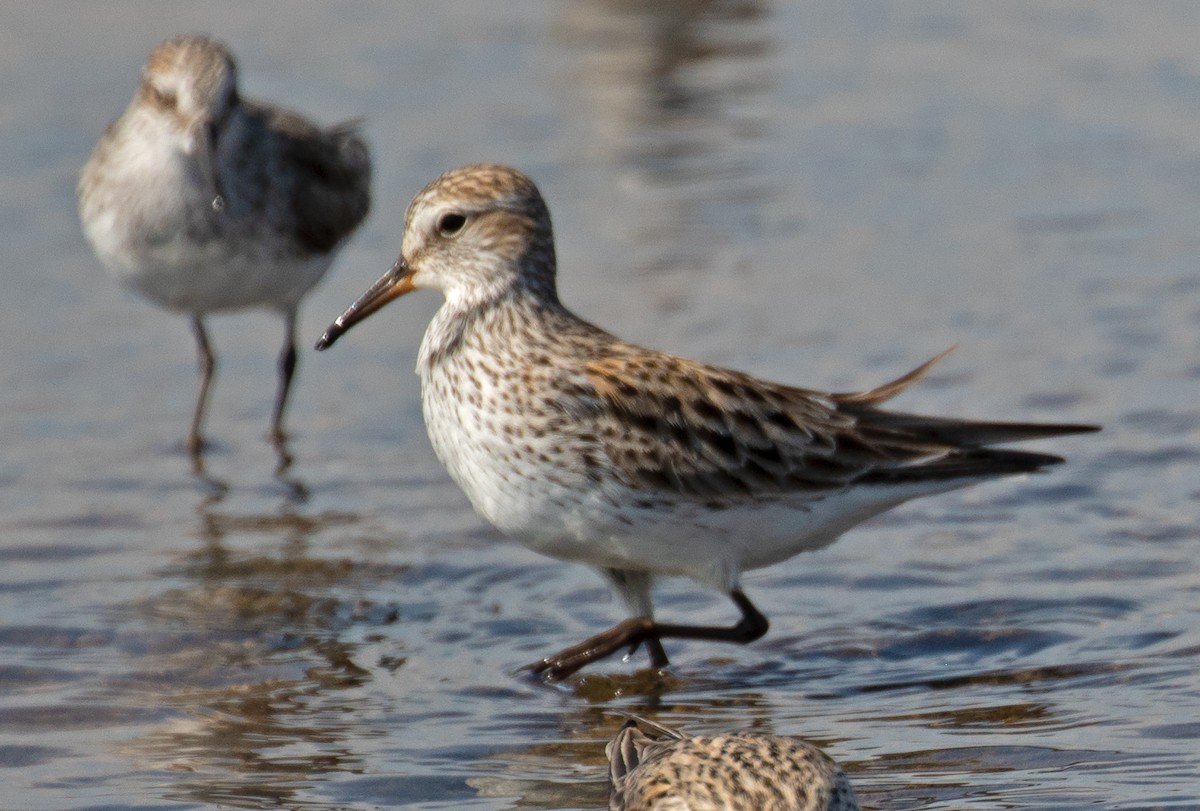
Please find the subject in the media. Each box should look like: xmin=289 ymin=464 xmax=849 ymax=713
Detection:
xmin=3 ymin=2 xmax=1197 ymax=808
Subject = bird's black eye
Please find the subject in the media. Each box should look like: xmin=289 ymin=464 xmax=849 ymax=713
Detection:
xmin=148 ymin=84 xmax=178 ymax=110
xmin=437 ymin=212 xmax=467 ymax=237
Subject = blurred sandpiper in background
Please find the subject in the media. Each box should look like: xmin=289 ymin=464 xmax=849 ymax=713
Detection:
xmin=1 ymin=3 xmax=1196 ymax=810
xmin=78 ymin=34 xmax=370 ymax=462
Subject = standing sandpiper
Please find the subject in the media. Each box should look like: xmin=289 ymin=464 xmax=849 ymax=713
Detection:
xmin=607 ymin=715 xmax=859 ymax=811
xmin=79 ymin=34 xmax=370 ymax=456
xmin=315 ymin=164 xmax=1097 ymax=680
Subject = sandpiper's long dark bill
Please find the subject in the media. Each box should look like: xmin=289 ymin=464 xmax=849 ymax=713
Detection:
xmin=317 ymin=162 xmax=1099 ymax=681
xmin=316 ymin=258 xmax=414 ymax=350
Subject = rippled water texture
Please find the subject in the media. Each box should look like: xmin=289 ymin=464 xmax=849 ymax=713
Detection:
xmin=3 ymin=2 xmax=1198 ymax=808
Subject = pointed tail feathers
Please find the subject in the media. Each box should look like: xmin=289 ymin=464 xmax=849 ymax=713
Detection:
xmin=858 ymin=447 xmax=1074 ymax=484
xmin=841 ymin=409 xmax=1101 ymax=448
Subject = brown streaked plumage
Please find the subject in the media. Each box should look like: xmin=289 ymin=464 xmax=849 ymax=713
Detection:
xmin=607 ymin=715 xmax=859 ymax=811
xmin=315 ymin=163 xmax=1098 ymax=680
xmin=79 ymin=34 xmax=370 ymax=457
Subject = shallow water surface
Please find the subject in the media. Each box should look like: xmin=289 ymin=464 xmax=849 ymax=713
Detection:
xmin=2 ymin=2 xmax=1198 ymax=809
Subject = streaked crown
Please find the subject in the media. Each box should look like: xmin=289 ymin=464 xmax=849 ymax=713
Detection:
xmin=401 ymin=164 xmax=560 ymax=308
xmin=137 ymin=35 xmax=238 ymax=133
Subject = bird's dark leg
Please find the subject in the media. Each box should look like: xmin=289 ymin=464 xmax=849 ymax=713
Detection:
xmin=270 ymin=308 xmax=298 ymax=447
xmin=642 ymin=636 xmax=670 ymax=669
xmin=187 ymin=315 xmax=216 ymax=458
xmin=526 ymin=589 xmax=769 ymax=681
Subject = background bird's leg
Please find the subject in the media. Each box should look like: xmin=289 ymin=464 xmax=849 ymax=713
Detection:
xmin=527 ymin=589 xmax=768 ymax=681
xmin=187 ymin=315 xmax=216 ymax=457
xmin=270 ymin=308 xmax=298 ymax=446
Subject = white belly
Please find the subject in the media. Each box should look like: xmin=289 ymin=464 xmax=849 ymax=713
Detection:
xmin=79 ymin=122 xmax=332 ymax=314
xmin=419 ymin=355 xmax=948 ymax=593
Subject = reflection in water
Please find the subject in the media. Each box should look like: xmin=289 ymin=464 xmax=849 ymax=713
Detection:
xmin=124 ymin=497 xmax=388 ymax=809
xmin=555 ymin=0 xmax=777 ymax=308
xmin=188 ymin=436 xmax=308 ymax=504
xmin=269 ymin=432 xmax=313 ymax=504
xmin=139 ymin=678 xmax=364 ymax=809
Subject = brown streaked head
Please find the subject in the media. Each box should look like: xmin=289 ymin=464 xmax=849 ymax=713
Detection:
xmin=315 ymin=164 xmax=560 ymax=350
xmin=137 ymin=35 xmax=239 ymax=140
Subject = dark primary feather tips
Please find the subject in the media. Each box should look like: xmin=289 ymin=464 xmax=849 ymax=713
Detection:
xmin=832 ymin=346 xmax=1101 ymax=446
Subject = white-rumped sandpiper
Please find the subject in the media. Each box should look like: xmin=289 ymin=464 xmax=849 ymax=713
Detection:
xmin=316 ymin=163 xmax=1097 ymax=680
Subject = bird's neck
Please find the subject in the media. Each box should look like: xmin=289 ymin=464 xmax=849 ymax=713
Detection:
xmin=417 ymin=285 xmax=566 ymax=377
